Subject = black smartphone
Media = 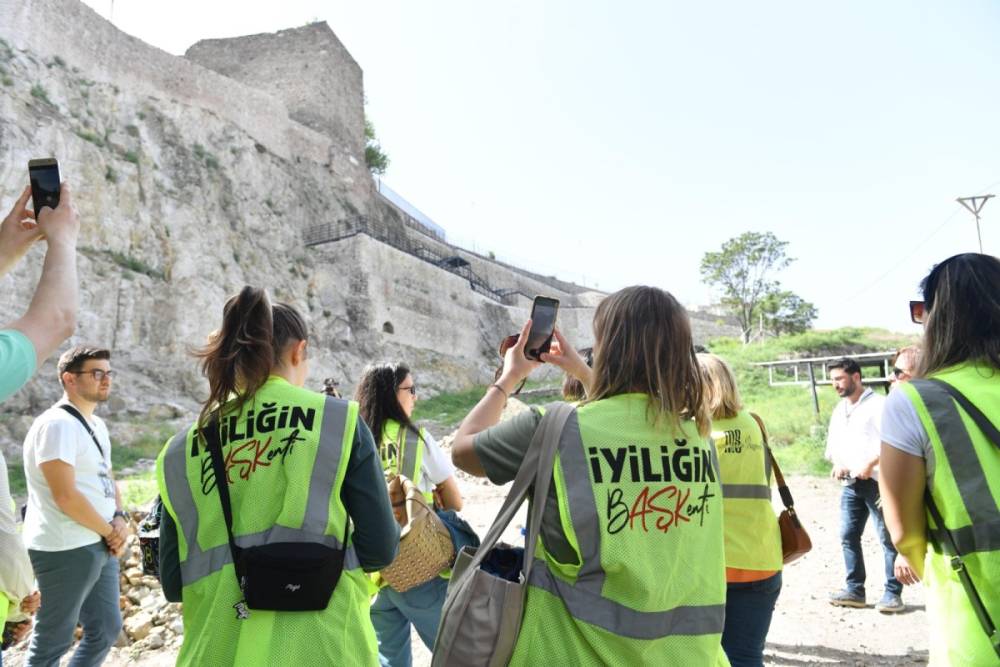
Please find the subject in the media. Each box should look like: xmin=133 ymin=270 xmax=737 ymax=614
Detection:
xmin=525 ymin=296 xmax=560 ymax=361
xmin=28 ymin=158 xmax=61 ymax=213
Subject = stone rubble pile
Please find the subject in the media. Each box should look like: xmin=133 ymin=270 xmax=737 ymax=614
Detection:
xmin=117 ymin=517 xmax=183 ymax=656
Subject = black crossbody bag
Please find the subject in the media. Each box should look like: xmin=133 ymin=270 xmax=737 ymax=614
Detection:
xmin=203 ymin=419 xmax=349 ymax=615
xmin=923 ymin=379 xmax=1000 ymax=658
xmin=60 ymin=404 xmax=105 ymax=457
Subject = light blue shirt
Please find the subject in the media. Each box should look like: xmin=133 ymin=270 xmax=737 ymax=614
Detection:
xmin=0 ymin=329 xmax=36 ymax=402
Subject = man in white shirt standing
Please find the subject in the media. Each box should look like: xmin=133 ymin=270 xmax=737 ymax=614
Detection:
xmin=21 ymin=346 xmax=126 ymax=666
xmin=824 ymin=357 xmax=904 ymax=613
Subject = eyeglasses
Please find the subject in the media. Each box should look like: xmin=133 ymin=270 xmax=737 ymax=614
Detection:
xmin=891 ymin=367 xmax=911 ymax=378
xmin=909 ymin=300 xmax=927 ymax=324
xmin=397 ymin=384 xmax=417 ymax=396
xmin=72 ymin=369 xmax=115 ymax=381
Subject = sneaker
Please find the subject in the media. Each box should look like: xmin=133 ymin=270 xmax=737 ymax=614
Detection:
xmin=829 ymin=590 xmax=867 ymax=608
xmin=876 ymin=594 xmax=905 ymax=614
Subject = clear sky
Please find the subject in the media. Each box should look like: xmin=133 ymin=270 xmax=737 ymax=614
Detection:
xmin=81 ymin=0 xmax=1000 ymax=333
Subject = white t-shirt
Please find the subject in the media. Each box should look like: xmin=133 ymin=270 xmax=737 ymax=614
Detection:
xmin=22 ymin=401 xmax=117 ymax=551
xmin=825 ymin=388 xmax=886 ymax=480
xmin=881 ymin=386 xmax=936 ymax=479
xmin=417 ymin=431 xmax=456 ymax=495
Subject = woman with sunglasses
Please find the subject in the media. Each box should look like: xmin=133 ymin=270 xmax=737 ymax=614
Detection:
xmin=452 ymin=286 xmax=728 ymax=666
xmin=879 ymin=253 xmax=1000 ymax=665
xmin=355 ymin=363 xmax=462 ymax=667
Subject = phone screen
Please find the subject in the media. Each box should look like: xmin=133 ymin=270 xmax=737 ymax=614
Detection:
xmin=525 ymin=296 xmax=560 ymax=360
xmin=29 ymin=159 xmax=61 ymax=213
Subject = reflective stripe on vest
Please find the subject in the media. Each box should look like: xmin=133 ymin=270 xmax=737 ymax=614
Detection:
xmin=527 ymin=562 xmax=725 ymax=639
xmin=380 ymin=422 xmax=422 ymax=482
xmin=529 ymin=409 xmax=725 ymax=637
xmin=163 ymin=396 xmax=357 ymax=586
xmin=721 ymin=484 xmax=772 ymax=500
xmin=911 ymin=379 xmax=1000 ymax=555
xmin=399 ymin=427 xmax=420 ymax=481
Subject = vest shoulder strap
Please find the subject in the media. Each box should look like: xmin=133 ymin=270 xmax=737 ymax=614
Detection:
xmin=919 ymin=379 xmax=1000 ymax=449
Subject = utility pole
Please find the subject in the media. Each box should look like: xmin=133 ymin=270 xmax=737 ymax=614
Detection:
xmin=956 ymin=194 xmax=994 ymax=253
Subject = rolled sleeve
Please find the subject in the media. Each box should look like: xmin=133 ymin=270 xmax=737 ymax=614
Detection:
xmin=472 ymin=408 xmax=543 ymax=485
xmin=0 ymin=329 xmax=36 ymax=402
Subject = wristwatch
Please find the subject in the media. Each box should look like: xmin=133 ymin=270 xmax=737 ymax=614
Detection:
xmin=113 ymin=510 xmax=128 ymax=521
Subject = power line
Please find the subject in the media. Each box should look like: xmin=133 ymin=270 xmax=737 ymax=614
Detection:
xmin=843 ymin=179 xmax=1000 ymax=303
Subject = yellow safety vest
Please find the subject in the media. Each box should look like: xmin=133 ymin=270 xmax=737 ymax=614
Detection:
xmin=380 ymin=420 xmax=431 ymax=503
xmin=156 ymin=376 xmax=377 ymax=666
xmin=901 ymin=364 xmax=1000 ymax=666
xmin=510 ymin=394 xmax=729 ymax=666
xmin=711 ymin=411 xmax=783 ymax=573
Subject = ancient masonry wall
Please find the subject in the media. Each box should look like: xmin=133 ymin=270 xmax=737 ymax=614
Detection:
xmin=185 ymin=23 xmax=364 ymax=160
xmin=0 ymin=0 xmax=371 ymax=200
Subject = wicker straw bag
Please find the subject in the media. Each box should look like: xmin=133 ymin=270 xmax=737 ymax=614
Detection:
xmin=380 ymin=475 xmax=455 ymax=592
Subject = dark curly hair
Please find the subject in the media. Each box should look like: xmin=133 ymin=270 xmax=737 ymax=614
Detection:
xmin=354 ymin=362 xmax=419 ymax=445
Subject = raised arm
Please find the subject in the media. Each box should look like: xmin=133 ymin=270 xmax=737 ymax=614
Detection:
xmin=5 ymin=183 xmax=80 ymax=367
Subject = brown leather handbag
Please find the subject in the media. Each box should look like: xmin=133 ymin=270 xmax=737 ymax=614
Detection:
xmin=751 ymin=413 xmax=813 ymax=564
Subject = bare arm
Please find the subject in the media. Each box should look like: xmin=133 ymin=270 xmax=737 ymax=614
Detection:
xmin=453 ymin=319 xmax=540 ymax=477
xmin=434 ymin=476 xmax=463 ymax=511
xmin=878 ymin=442 xmax=927 ymax=580
xmin=38 ymin=459 xmax=113 ymax=539
xmin=6 ymin=183 xmax=79 ymax=367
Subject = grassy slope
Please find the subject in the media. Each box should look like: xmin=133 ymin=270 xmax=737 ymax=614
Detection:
xmin=706 ymin=327 xmax=917 ymax=474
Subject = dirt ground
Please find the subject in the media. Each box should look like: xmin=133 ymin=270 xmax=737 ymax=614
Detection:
xmin=5 ymin=475 xmax=929 ymax=667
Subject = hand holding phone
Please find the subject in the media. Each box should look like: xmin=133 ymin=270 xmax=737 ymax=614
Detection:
xmin=524 ymin=296 xmax=559 ymax=361
xmin=29 ymin=158 xmax=60 ymax=213
xmin=0 ymin=186 xmax=44 ymax=271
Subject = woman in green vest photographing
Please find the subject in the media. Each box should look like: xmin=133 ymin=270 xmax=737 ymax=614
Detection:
xmin=452 ymin=285 xmax=729 ymax=666
xmin=698 ymin=353 xmax=783 ymax=667
xmin=355 ymin=362 xmax=463 ymax=667
xmin=155 ymin=287 xmax=400 ymax=666
xmin=879 ymin=253 xmax=1000 ymax=666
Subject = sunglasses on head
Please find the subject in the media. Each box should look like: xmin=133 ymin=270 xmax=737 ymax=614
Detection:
xmin=909 ymin=300 xmax=927 ymax=324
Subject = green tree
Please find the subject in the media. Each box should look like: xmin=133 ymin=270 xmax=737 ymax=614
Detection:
xmin=759 ymin=290 xmax=818 ymax=336
xmin=365 ymin=117 xmax=390 ymax=175
xmin=700 ymin=231 xmax=792 ymax=343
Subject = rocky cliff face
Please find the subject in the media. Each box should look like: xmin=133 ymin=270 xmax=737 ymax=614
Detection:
xmin=0 ymin=0 xmax=739 ymax=462
xmin=0 ymin=0 xmax=579 ymax=459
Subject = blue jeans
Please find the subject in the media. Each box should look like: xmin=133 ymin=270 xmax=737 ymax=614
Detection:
xmin=26 ymin=543 xmax=122 ymax=667
xmin=722 ymin=571 xmax=782 ymax=667
xmin=371 ymin=576 xmax=448 ymax=667
xmin=840 ymin=479 xmax=902 ymax=598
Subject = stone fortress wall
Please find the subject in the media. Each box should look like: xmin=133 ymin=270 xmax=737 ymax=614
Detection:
xmin=0 ymin=0 xmax=739 ymax=438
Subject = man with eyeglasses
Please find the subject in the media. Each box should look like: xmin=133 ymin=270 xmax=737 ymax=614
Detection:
xmin=20 ymin=346 xmax=125 ymax=666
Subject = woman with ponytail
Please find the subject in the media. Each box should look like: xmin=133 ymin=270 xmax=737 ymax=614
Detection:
xmin=155 ymin=287 xmax=399 ymax=666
